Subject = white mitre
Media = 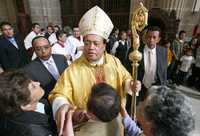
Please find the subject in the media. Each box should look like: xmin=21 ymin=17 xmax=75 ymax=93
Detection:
xmin=79 ymin=6 xmax=114 ymax=39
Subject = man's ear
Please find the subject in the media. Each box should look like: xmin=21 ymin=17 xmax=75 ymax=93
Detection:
xmin=21 ymin=104 xmax=32 ymax=111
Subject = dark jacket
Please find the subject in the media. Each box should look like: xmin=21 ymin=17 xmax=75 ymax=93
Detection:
xmin=136 ymin=45 xmax=168 ymax=102
xmin=0 ymin=35 xmax=30 ymax=70
xmin=0 ymin=111 xmax=57 ymax=136
xmin=137 ymin=45 xmax=168 ymax=86
xmin=23 ymin=54 xmax=68 ymax=98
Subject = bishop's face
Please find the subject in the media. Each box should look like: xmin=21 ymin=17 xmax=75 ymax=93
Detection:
xmin=83 ymin=34 xmax=106 ymax=62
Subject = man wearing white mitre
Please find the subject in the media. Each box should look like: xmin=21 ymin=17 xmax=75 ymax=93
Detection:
xmin=48 ymin=6 xmax=141 ymax=136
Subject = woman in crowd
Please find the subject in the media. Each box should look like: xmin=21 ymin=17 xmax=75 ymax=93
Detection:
xmin=121 ymin=86 xmax=195 ymax=136
xmin=0 ymin=70 xmax=57 ymax=136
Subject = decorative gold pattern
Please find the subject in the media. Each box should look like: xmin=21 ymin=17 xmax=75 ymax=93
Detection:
xmin=78 ymin=6 xmax=114 ymax=39
xmin=129 ymin=2 xmax=148 ymax=119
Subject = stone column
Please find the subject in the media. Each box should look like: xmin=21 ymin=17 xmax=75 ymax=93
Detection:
xmin=178 ymin=0 xmax=200 ymax=36
xmin=0 ymin=0 xmax=17 ymax=24
xmin=0 ymin=0 xmax=9 ymax=22
xmin=28 ymin=0 xmax=62 ymax=28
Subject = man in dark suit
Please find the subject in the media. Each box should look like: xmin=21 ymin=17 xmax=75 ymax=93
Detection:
xmin=137 ymin=26 xmax=168 ymax=102
xmin=0 ymin=22 xmax=30 ymax=70
xmin=23 ymin=36 xmax=68 ymax=98
xmin=127 ymin=26 xmax=167 ymax=107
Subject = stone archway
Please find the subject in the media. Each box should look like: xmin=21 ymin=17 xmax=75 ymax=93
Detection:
xmin=148 ymin=8 xmax=180 ymax=41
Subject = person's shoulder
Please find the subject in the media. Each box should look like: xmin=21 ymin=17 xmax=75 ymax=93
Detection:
xmin=156 ymin=45 xmax=167 ymax=53
xmin=0 ymin=36 xmax=6 ymax=46
xmin=106 ymin=53 xmax=122 ymax=66
xmin=24 ymin=59 xmax=41 ymax=69
xmin=157 ymin=45 xmax=166 ymax=49
xmin=25 ymin=31 xmax=35 ymax=39
xmin=52 ymin=54 xmax=66 ymax=60
xmin=71 ymin=55 xmax=85 ymax=66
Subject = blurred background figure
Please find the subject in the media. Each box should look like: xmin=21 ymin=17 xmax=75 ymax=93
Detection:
xmin=171 ymin=30 xmax=186 ymax=83
xmin=176 ymin=47 xmax=195 ymax=85
xmin=24 ymin=23 xmax=41 ymax=57
xmin=45 ymin=25 xmax=54 ymax=39
xmin=106 ymin=28 xmax=119 ymax=53
xmin=111 ymin=30 xmax=131 ymax=71
xmin=48 ymin=25 xmax=61 ymax=45
xmin=0 ymin=22 xmax=30 ymax=70
xmin=52 ymin=30 xmax=72 ymax=63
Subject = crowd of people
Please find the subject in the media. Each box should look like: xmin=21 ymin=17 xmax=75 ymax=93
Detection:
xmin=0 ymin=5 xmax=196 ymax=136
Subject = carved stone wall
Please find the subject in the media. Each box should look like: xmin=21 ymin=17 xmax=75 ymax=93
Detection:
xmin=27 ymin=0 xmax=62 ymax=28
xmin=148 ymin=8 xmax=179 ymax=40
xmin=0 ymin=0 xmax=17 ymax=25
xmin=130 ymin=0 xmax=200 ymax=38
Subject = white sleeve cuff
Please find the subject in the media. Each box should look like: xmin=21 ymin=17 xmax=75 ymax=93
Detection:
xmin=52 ymin=97 xmax=69 ymax=119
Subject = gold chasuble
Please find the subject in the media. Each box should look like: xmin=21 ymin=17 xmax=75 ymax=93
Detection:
xmin=49 ymin=53 xmax=132 ymax=136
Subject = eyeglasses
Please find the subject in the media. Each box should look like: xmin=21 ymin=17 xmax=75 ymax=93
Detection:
xmin=34 ymin=44 xmax=52 ymax=52
xmin=84 ymin=40 xmax=103 ymax=47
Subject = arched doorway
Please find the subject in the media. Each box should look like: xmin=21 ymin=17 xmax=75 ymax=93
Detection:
xmin=148 ymin=8 xmax=180 ymax=41
xmin=60 ymin=0 xmax=130 ymax=30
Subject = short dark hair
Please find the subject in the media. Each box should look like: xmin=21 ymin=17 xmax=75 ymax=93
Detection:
xmin=46 ymin=25 xmax=54 ymax=30
xmin=54 ymin=25 xmax=60 ymax=30
xmin=56 ymin=30 xmax=66 ymax=40
xmin=31 ymin=36 xmax=50 ymax=47
xmin=0 ymin=70 xmax=31 ymax=116
xmin=145 ymin=86 xmax=195 ymax=136
xmin=32 ymin=23 xmax=40 ymax=28
xmin=0 ymin=21 xmax=12 ymax=29
xmin=146 ymin=26 xmax=161 ymax=36
xmin=63 ymin=26 xmax=73 ymax=36
xmin=87 ymin=83 xmax=120 ymax=122
xmin=179 ymin=30 xmax=186 ymax=37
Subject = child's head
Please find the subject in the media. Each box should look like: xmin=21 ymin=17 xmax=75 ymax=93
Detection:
xmin=186 ymin=48 xmax=193 ymax=56
xmin=87 ymin=83 xmax=120 ymax=122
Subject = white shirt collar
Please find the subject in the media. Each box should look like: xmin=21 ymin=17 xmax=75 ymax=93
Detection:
xmin=119 ymin=40 xmax=126 ymax=45
xmin=90 ymin=56 xmax=104 ymax=65
xmin=40 ymin=56 xmax=54 ymax=64
xmin=144 ymin=45 xmax=156 ymax=54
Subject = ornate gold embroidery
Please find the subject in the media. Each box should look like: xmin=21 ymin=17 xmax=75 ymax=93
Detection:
xmin=94 ymin=65 xmax=105 ymax=83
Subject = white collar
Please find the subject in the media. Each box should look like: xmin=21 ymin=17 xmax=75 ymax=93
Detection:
xmin=90 ymin=56 xmax=104 ymax=65
xmin=40 ymin=56 xmax=54 ymax=64
xmin=144 ymin=45 xmax=156 ymax=54
xmin=119 ymin=40 xmax=126 ymax=44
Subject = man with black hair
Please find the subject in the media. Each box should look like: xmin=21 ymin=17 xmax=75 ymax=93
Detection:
xmin=0 ymin=22 xmax=30 ymax=70
xmin=137 ymin=26 xmax=168 ymax=103
xmin=23 ymin=36 xmax=68 ymax=99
